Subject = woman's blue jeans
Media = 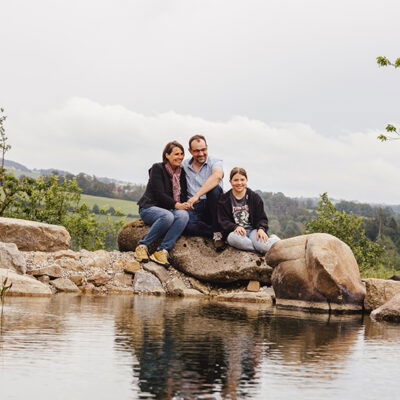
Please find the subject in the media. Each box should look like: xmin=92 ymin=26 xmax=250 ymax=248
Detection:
xmin=139 ymin=206 xmax=189 ymax=251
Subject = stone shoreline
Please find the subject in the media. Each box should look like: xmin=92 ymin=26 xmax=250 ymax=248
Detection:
xmin=1 ymin=247 xmax=275 ymax=304
xmin=2 ymin=217 xmax=400 ymax=321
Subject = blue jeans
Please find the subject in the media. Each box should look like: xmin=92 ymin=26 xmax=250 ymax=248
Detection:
xmin=184 ymin=185 xmax=223 ymax=238
xmin=139 ymin=207 xmax=189 ymax=251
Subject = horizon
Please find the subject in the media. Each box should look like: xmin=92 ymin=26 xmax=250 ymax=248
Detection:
xmin=5 ymin=157 xmax=400 ymax=208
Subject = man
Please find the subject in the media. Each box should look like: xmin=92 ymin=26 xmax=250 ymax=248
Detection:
xmin=182 ymin=134 xmax=224 ymax=249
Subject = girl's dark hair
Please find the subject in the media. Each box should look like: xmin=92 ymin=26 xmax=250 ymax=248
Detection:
xmin=162 ymin=141 xmax=184 ymax=163
xmin=229 ymin=167 xmax=248 ymax=180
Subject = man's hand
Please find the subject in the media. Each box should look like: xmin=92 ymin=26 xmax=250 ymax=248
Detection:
xmin=256 ymin=229 xmax=269 ymax=242
xmin=175 ymin=202 xmax=191 ymax=210
xmin=234 ymin=226 xmax=246 ymax=236
xmin=187 ymin=194 xmax=200 ymax=209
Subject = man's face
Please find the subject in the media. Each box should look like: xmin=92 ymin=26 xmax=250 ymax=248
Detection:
xmin=189 ymin=139 xmax=208 ymax=165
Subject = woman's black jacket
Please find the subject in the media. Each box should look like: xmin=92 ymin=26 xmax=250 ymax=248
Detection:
xmin=138 ymin=163 xmax=188 ymax=210
xmin=217 ymin=188 xmax=269 ymax=234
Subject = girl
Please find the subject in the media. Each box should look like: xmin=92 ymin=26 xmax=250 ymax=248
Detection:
xmin=218 ymin=167 xmax=280 ymax=253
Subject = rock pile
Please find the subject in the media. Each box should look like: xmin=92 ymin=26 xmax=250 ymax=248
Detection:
xmin=0 ymin=218 xmax=274 ymax=304
xmin=5 ymin=216 xmax=400 ymax=320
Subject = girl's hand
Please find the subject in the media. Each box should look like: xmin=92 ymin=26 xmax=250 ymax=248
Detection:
xmin=256 ymin=229 xmax=269 ymax=242
xmin=234 ymin=226 xmax=246 ymax=236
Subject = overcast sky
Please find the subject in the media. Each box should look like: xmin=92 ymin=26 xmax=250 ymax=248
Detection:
xmin=1 ymin=0 xmax=399 ymax=204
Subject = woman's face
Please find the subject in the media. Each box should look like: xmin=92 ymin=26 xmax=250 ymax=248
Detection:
xmin=165 ymin=146 xmax=184 ymax=168
xmin=230 ymin=173 xmax=248 ymax=193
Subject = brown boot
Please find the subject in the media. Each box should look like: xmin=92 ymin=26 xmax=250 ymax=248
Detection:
xmin=134 ymin=244 xmax=149 ymax=263
xmin=149 ymin=249 xmax=170 ymax=267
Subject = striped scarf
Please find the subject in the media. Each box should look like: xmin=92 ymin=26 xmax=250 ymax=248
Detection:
xmin=164 ymin=163 xmax=182 ymax=202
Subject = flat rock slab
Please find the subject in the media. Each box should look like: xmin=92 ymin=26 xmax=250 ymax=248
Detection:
xmin=0 ymin=217 xmax=70 ymax=252
xmin=267 ymin=233 xmax=365 ymax=312
xmin=0 ymin=269 xmax=52 ymax=297
xmin=0 ymin=242 xmax=26 ymax=274
xmin=216 ymin=289 xmax=274 ymax=305
xmin=133 ymin=270 xmax=165 ymax=295
xmin=371 ymin=293 xmax=400 ymax=323
xmin=172 ymin=236 xmax=272 ymax=283
xmin=143 ymin=262 xmax=170 ymax=283
xmin=50 ymin=278 xmax=80 ymax=293
xmin=29 ymin=265 xmax=63 ymax=278
xmin=364 ymin=278 xmax=400 ymax=311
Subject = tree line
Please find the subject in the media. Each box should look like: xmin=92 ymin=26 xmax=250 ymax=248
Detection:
xmin=51 ymin=171 xmax=146 ymax=202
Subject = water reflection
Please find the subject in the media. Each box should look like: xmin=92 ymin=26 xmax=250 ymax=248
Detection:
xmin=114 ymin=298 xmax=364 ymax=399
xmin=1 ymin=296 xmax=400 ymax=400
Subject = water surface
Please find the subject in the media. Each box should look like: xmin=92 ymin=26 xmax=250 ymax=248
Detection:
xmin=0 ymin=295 xmax=399 ymax=399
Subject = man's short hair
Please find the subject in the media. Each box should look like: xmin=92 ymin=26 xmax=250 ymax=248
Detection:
xmin=189 ymin=134 xmax=207 ymax=149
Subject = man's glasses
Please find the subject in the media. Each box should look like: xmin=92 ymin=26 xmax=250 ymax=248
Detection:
xmin=192 ymin=148 xmax=207 ymax=154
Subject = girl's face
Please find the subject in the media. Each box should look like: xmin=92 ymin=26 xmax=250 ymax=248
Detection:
xmin=230 ymin=173 xmax=248 ymax=193
xmin=165 ymin=146 xmax=184 ymax=168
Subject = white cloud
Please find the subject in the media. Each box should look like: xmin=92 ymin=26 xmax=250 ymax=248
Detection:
xmin=8 ymin=97 xmax=400 ymax=204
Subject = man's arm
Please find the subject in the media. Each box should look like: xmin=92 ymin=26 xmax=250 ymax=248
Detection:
xmin=187 ymin=168 xmax=223 ymax=207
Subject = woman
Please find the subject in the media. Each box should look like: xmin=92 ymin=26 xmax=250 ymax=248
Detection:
xmin=218 ymin=167 xmax=280 ymax=254
xmin=135 ymin=141 xmax=190 ymax=267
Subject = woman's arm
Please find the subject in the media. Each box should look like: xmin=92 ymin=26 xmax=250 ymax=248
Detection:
xmin=148 ymin=164 xmax=177 ymax=209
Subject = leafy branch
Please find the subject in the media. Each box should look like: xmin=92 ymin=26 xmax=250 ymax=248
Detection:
xmin=376 ymin=57 xmax=399 ymax=141
xmin=376 ymin=56 xmax=400 ymax=68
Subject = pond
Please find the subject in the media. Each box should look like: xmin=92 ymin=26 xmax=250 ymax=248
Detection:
xmin=0 ymin=295 xmax=399 ymax=400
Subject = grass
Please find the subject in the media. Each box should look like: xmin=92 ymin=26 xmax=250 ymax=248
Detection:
xmin=80 ymin=194 xmax=139 ymax=216
xmin=361 ymin=265 xmax=400 ymax=279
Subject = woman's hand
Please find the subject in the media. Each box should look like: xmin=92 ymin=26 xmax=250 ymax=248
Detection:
xmin=234 ymin=226 xmax=246 ymax=236
xmin=175 ymin=202 xmax=190 ymax=210
xmin=256 ymin=229 xmax=269 ymax=242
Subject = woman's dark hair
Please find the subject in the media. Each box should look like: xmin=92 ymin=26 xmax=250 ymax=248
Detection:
xmin=229 ymin=167 xmax=248 ymax=180
xmin=162 ymin=141 xmax=185 ymax=163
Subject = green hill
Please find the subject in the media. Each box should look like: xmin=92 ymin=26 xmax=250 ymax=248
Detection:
xmin=80 ymin=194 xmax=139 ymax=216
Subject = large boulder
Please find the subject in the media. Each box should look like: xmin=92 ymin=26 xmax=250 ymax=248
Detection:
xmin=0 ymin=242 xmax=26 ymax=274
xmin=0 ymin=217 xmax=70 ymax=252
xmin=266 ymin=233 xmax=365 ymax=312
xmin=363 ymin=278 xmax=400 ymax=311
xmin=171 ymin=236 xmax=272 ymax=283
xmin=371 ymin=293 xmax=400 ymax=323
xmin=118 ymin=220 xmax=273 ymax=283
xmin=0 ymin=269 xmax=52 ymax=296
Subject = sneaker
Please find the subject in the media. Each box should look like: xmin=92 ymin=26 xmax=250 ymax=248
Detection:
xmin=134 ymin=244 xmax=149 ymax=263
xmin=213 ymin=232 xmax=225 ymax=251
xmin=150 ymin=249 xmax=170 ymax=267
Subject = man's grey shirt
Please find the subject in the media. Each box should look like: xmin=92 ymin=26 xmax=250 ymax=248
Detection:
xmin=182 ymin=155 xmax=223 ymax=199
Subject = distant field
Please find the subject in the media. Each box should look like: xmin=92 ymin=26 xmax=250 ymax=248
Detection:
xmin=80 ymin=194 xmax=139 ymax=215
